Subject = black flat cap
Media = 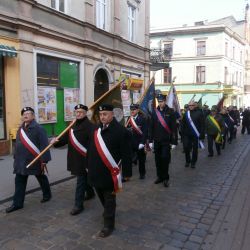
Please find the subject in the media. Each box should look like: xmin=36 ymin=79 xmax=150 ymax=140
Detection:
xmin=98 ymin=104 xmax=114 ymax=111
xmin=74 ymin=104 xmax=88 ymax=111
xmin=21 ymin=107 xmax=34 ymax=115
xmin=130 ymin=104 xmax=139 ymax=110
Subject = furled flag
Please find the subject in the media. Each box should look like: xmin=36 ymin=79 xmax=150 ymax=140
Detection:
xmin=88 ymin=82 xmax=124 ymax=125
xmin=217 ymin=95 xmax=226 ymax=111
xmin=138 ymin=77 xmax=155 ymax=117
xmin=166 ymin=84 xmax=181 ymax=115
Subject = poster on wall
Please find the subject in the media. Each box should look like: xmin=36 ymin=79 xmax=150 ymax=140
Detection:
xmin=37 ymin=86 xmax=57 ymax=123
xmin=64 ymin=88 xmax=80 ymax=121
xmin=121 ymin=90 xmax=131 ymax=117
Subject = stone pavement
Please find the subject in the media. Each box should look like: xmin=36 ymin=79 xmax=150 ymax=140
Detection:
xmin=1 ymin=134 xmax=250 ymax=250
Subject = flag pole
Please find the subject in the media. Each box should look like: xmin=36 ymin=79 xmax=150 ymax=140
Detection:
xmin=26 ymin=119 xmax=76 ymax=168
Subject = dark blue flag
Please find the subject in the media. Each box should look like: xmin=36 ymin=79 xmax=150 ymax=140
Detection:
xmin=139 ymin=79 xmax=155 ymax=117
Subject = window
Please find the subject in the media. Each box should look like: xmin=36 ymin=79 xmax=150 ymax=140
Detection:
xmin=196 ymin=66 xmax=205 ymax=83
xmin=128 ymin=5 xmax=136 ymax=42
xmin=197 ymin=41 xmax=206 ymax=56
xmin=224 ymin=67 xmax=228 ymax=84
xmin=240 ymin=51 xmax=242 ymax=63
xmin=96 ymin=0 xmax=107 ymax=30
xmin=163 ymin=68 xmax=172 ymax=83
xmin=51 ymin=0 xmax=66 ymax=13
xmin=163 ymin=43 xmax=173 ymax=58
xmin=225 ymin=42 xmax=228 ymax=57
xmin=232 ymin=46 xmax=235 ymax=60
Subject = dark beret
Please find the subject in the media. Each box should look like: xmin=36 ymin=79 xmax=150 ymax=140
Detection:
xmin=156 ymin=94 xmax=166 ymax=101
xmin=21 ymin=107 xmax=34 ymax=115
xmin=98 ymin=104 xmax=114 ymax=111
xmin=74 ymin=104 xmax=88 ymax=111
xmin=130 ymin=104 xmax=139 ymax=110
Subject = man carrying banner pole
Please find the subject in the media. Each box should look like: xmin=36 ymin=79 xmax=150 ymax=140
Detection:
xmin=6 ymin=107 xmax=52 ymax=213
xmin=87 ymin=104 xmax=132 ymax=238
xmin=181 ymin=101 xmax=205 ymax=168
xmin=50 ymin=104 xmax=96 ymax=216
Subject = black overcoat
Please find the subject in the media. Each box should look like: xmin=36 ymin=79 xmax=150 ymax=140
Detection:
xmin=54 ymin=117 xmax=95 ymax=175
xmin=87 ymin=118 xmax=132 ymax=190
xmin=13 ymin=120 xmax=51 ymax=175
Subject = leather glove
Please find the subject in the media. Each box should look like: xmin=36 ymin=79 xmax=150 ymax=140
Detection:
xmin=138 ymin=144 xmax=144 ymax=150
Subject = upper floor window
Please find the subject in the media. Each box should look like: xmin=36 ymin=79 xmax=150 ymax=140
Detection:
xmin=225 ymin=42 xmax=228 ymax=57
xmin=51 ymin=0 xmax=66 ymax=13
xmin=163 ymin=43 xmax=173 ymax=58
xmin=196 ymin=41 xmax=206 ymax=56
xmin=196 ymin=66 xmax=205 ymax=83
xmin=232 ymin=46 xmax=235 ymax=60
xmin=224 ymin=67 xmax=228 ymax=84
xmin=96 ymin=0 xmax=107 ymax=30
xmin=128 ymin=5 xmax=136 ymax=42
xmin=164 ymin=67 xmax=172 ymax=83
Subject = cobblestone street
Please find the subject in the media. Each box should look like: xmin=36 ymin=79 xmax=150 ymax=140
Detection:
xmin=1 ymin=134 xmax=250 ymax=250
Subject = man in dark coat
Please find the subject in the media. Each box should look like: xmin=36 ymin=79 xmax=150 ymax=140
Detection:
xmin=149 ymin=94 xmax=177 ymax=187
xmin=241 ymin=107 xmax=250 ymax=134
xmin=126 ymin=104 xmax=148 ymax=179
xmin=6 ymin=107 xmax=51 ymax=213
xmin=51 ymin=104 xmax=95 ymax=215
xmin=181 ymin=101 xmax=205 ymax=168
xmin=87 ymin=104 xmax=132 ymax=238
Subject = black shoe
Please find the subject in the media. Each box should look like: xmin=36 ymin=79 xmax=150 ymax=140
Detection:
xmin=191 ymin=163 xmax=196 ymax=168
xmin=163 ymin=180 xmax=169 ymax=187
xmin=84 ymin=193 xmax=95 ymax=201
xmin=40 ymin=196 xmax=51 ymax=203
xmin=6 ymin=205 xmax=23 ymax=213
xmin=154 ymin=178 xmax=163 ymax=184
xmin=208 ymin=154 xmax=213 ymax=157
xmin=98 ymin=227 xmax=114 ymax=238
xmin=70 ymin=207 xmax=84 ymax=216
xmin=139 ymin=175 xmax=145 ymax=179
xmin=185 ymin=163 xmax=190 ymax=168
xmin=217 ymin=152 xmax=221 ymax=156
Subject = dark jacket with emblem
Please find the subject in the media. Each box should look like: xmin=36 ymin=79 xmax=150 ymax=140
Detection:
xmin=149 ymin=105 xmax=177 ymax=145
xmin=87 ymin=118 xmax=132 ymax=190
xmin=205 ymin=114 xmax=225 ymax=135
xmin=54 ymin=117 xmax=95 ymax=176
xmin=127 ymin=113 xmax=148 ymax=150
xmin=14 ymin=120 xmax=51 ymax=176
xmin=181 ymin=109 xmax=205 ymax=139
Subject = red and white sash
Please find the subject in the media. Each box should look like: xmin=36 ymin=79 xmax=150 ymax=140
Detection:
xmin=155 ymin=108 xmax=172 ymax=134
xmin=69 ymin=129 xmax=87 ymax=157
xmin=94 ymin=128 xmax=122 ymax=193
xmin=128 ymin=117 xmax=143 ymax=135
xmin=19 ymin=128 xmax=40 ymax=157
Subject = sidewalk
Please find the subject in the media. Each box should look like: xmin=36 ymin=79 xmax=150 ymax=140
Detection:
xmin=0 ymin=134 xmax=250 ymax=249
xmin=0 ymin=147 xmax=71 ymax=202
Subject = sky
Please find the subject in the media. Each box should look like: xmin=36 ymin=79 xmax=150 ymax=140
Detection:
xmin=150 ymin=0 xmax=248 ymax=28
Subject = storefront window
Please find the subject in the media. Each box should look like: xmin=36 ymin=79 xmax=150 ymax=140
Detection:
xmin=37 ymin=54 xmax=80 ymax=136
xmin=0 ymin=56 xmax=5 ymax=139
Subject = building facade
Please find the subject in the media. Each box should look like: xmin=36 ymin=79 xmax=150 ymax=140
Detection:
xmin=150 ymin=14 xmax=248 ymax=109
xmin=0 ymin=0 xmax=150 ymax=155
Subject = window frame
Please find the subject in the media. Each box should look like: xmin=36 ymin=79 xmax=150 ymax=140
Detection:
xmin=196 ymin=66 xmax=206 ymax=83
xmin=128 ymin=4 xmax=136 ymax=42
xmin=196 ymin=41 xmax=206 ymax=56
xmin=51 ymin=0 xmax=67 ymax=13
xmin=96 ymin=0 xmax=107 ymax=30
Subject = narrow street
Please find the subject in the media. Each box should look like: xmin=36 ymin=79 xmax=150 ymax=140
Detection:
xmin=1 ymin=134 xmax=250 ymax=250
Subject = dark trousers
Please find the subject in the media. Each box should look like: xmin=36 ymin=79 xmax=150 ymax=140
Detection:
xmin=137 ymin=149 xmax=146 ymax=176
xmin=74 ymin=175 xmax=95 ymax=209
xmin=228 ymin=127 xmax=234 ymax=143
xmin=154 ymin=142 xmax=171 ymax=181
xmin=183 ymin=135 xmax=199 ymax=164
xmin=95 ymin=188 xmax=116 ymax=229
xmin=207 ymin=135 xmax=221 ymax=155
xmin=241 ymin=124 xmax=250 ymax=134
xmin=13 ymin=174 xmax=51 ymax=207
xmin=222 ymin=128 xmax=228 ymax=149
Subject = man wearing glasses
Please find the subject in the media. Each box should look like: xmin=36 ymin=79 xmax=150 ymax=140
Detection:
xmin=6 ymin=107 xmax=52 ymax=213
xmin=51 ymin=104 xmax=96 ymax=216
xmin=181 ymin=101 xmax=205 ymax=168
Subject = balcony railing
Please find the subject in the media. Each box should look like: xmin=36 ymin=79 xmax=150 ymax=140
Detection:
xmin=150 ymin=48 xmax=171 ymax=71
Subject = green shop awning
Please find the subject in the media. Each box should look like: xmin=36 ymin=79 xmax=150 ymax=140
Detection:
xmin=0 ymin=44 xmax=17 ymax=57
